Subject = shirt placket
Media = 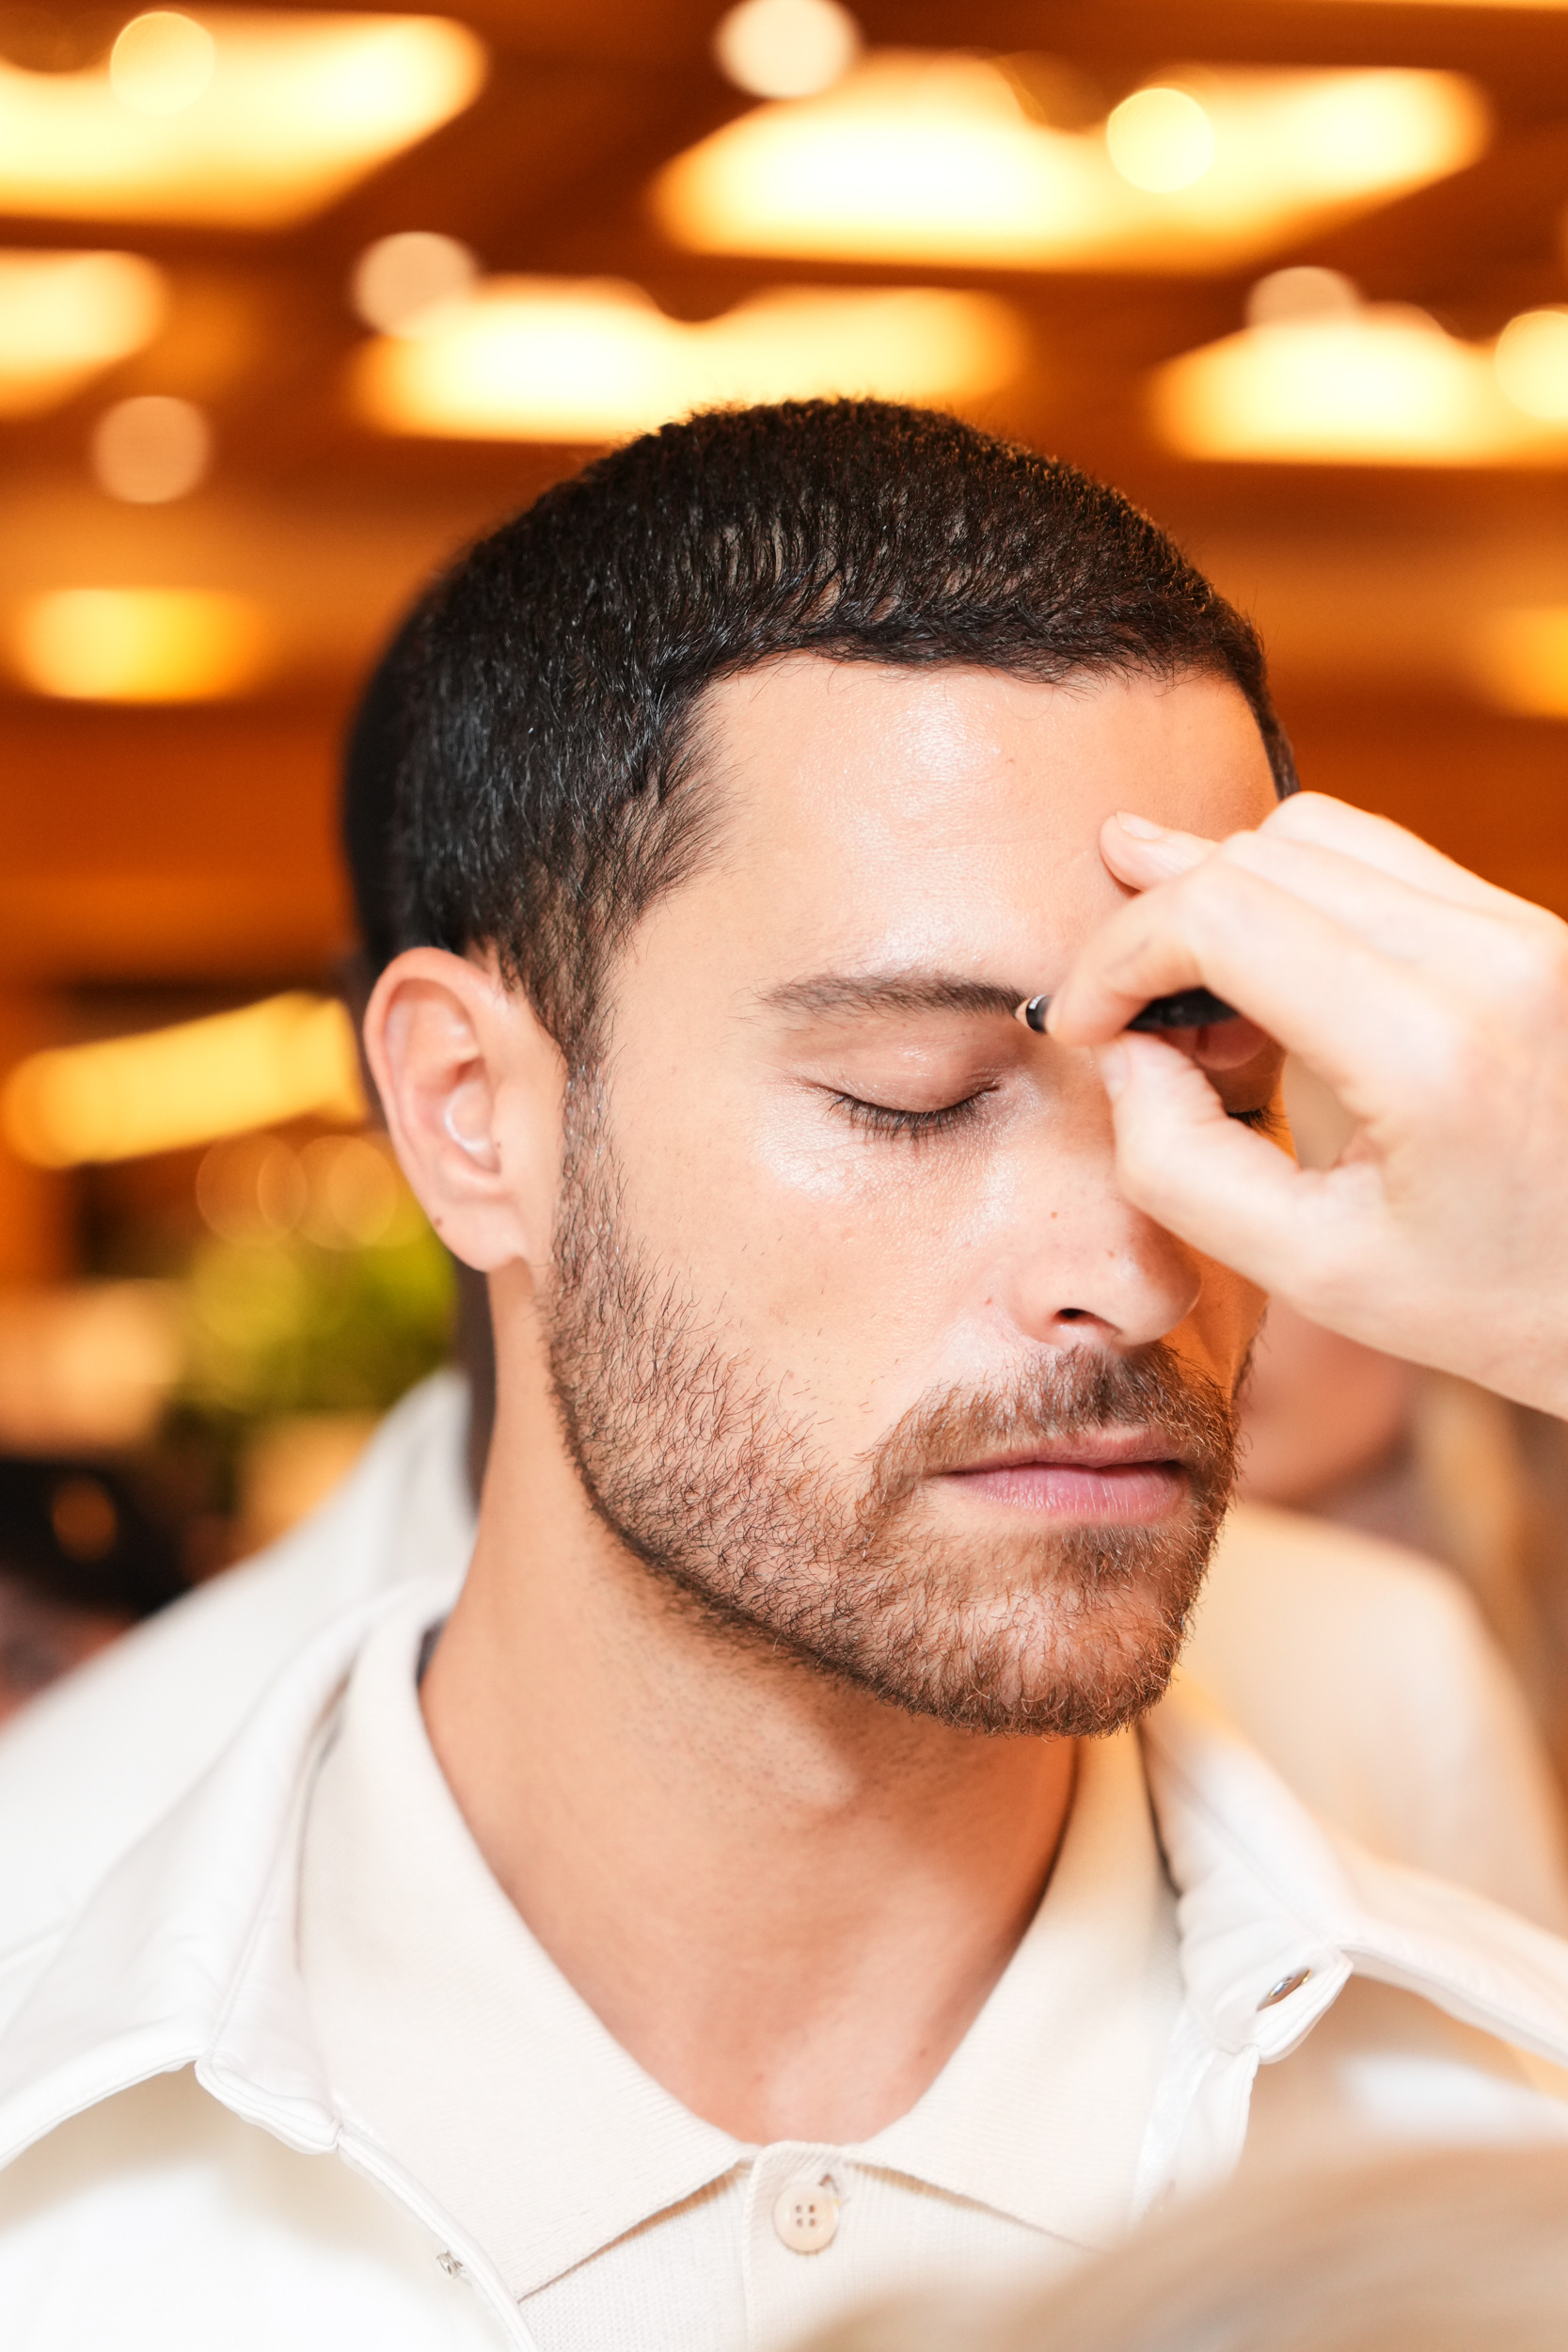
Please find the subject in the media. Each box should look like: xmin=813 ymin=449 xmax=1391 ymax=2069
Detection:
xmin=739 ymin=2141 xmax=853 ymax=2351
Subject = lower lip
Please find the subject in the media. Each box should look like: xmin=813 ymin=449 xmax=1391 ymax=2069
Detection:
xmin=939 ymin=1460 xmax=1186 ymax=1522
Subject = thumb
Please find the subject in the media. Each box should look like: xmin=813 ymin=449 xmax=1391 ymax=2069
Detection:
xmin=1099 ymin=1033 xmax=1318 ymax=1294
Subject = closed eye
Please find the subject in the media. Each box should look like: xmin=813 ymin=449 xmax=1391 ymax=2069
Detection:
xmin=830 ymin=1087 xmax=995 ymax=1141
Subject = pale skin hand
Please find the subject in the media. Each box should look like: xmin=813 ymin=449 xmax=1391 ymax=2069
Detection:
xmin=1047 ymin=791 xmax=1568 ymax=1418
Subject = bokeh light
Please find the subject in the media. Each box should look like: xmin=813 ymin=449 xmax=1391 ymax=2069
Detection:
xmin=0 ymin=249 xmax=166 ymax=416
xmin=8 ymin=587 xmax=268 ymax=702
xmin=712 ymin=0 xmax=861 ymax=100
xmin=1106 ymin=87 xmax=1214 ymax=193
xmin=1495 ymin=309 xmax=1568 ymax=424
xmin=351 ymin=229 xmax=479 ymax=333
xmin=90 ymin=394 xmax=212 ymax=502
xmin=109 ymin=11 xmax=216 ymax=117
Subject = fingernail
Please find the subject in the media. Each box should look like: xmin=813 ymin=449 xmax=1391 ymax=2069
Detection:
xmin=1095 ymin=1041 xmax=1129 ymax=1101
xmin=1114 ymin=811 xmax=1166 ymax=840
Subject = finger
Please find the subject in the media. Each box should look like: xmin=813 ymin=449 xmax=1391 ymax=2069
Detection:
xmin=1100 ymin=1032 xmax=1364 ymax=1301
xmin=1100 ymin=813 xmax=1218 ymax=891
xmin=1260 ymin=795 xmax=1522 ymax=919
xmin=1218 ymin=833 xmax=1517 ymax=968
xmin=1051 ymin=858 xmax=1439 ymax=1112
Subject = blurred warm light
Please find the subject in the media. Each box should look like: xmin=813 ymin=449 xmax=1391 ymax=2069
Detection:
xmin=197 ymin=1129 xmax=413 ymax=1247
xmin=9 ymin=587 xmax=267 ymax=701
xmin=1152 ymin=303 xmax=1568 ymax=465
xmin=110 ymin=11 xmax=216 ymax=114
xmin=90 ymin=393 xmax=212 ymax=501
xmin=0 ymin=9 xmax=486 ymax=227
xmin=713 ymin=0 xmax=861 ymax=99
xmin=0 ymin=1283 xmax=183 ymax=1449
xmin=351 ymin=229 xmax=479 ymax=332
xmin=1495 ymin=309 xmax=1568 ymax=423
xmin=4 ymin=994 xmax=366 ymax=1168
xmin=0 ymin=249 xmax=166 ymax=416
xmin=354 ymin=277 xmax=1025 ymax=440
xmin=652 ymin=55 xmax=1487 ymax=272
xmin=1473 ymin=608 xmax=1568 ymax=717
xmin=1105 ymin=87 xmax=1214 ymax=194
xmin=1245 ymin=264 xmax=1360 ymax=328
xmin=197 ymin=1132 xmax=309 ymax=1240
xmin=299 ymin=1135 xmax=409 ymax=1248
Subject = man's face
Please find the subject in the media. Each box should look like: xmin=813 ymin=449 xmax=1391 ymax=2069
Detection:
xmin=544 ymin=659 xmax=1280 ymax=1735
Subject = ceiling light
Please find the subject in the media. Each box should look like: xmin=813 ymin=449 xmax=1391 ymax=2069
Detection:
xmin=713 ymin=0 xmax=860 ymax=100
xmin=1495 ymin=309 xmax=1568 ymax=424
xmin=353 ymin=277 xmax=1025 ymax=441
xmin=0 ymin=8 xmax=486 ymax=228
xmin=1473 ymin=608 xmax=1568 ymax=718
xmin=90 ymin=394 xmax=212 ymax=501
xmin=652 ymin=55 xmax=1487 ymax=273
xmin=9 ymin=587 xmax=269 ymax=700
xmin=4 ymin=993 xmax=366 ymax=1167
xmin=1105 ymin=87 xmax=1214 ymax=194
xmin=1152 ymin=303 xmax=1568 ymax=465
xmin=0 ymin=248 xmax=166 ymax=416
xmin=109 ymin=11 xmax=216 ymax=115
xmin=351 ymin=229 xmax=479 ymax=333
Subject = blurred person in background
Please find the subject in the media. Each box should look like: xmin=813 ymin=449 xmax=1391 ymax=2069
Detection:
xmin=1234 ymin=1059 xmax=1568 ymax=1795
xmin=7 ymin=404 xmax=1568 ymax=2348
xmin=0 ymin=1457 xmax=185 ymax=1727
xmin=797 ymin=2143 xmax=1568 ymax=2352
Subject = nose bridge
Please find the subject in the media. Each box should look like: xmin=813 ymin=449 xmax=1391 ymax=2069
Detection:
xmin=1004 ymin=1049 xmax=1204 ymax=1348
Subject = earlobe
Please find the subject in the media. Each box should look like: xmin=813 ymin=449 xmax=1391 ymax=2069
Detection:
xmin=362 ymin=946 xmax=563 ymax=1277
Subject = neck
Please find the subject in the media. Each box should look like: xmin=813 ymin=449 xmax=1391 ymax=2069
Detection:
xmin=420 ymin=1291 xmax=1076 ymax=2144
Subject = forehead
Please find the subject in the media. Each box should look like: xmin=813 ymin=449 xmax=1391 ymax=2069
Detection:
xmin=659 ymin=657 xmax=1276 ymax=993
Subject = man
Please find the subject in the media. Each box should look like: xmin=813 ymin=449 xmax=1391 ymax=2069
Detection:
xmin=6 ymin=403 xmax=1568 ymax=2352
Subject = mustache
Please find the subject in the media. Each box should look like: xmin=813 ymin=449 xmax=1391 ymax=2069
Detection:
xmin=860 ymin=1343 xmax=1239 ymax=1516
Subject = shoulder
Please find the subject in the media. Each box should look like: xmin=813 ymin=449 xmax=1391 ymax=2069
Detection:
xmin=0 ymin=1375 xmax=475 ymax=1963
xmin=0 ymin=2072 xmax=491 ymax=2352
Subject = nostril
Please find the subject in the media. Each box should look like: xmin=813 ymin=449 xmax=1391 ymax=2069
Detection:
xmin=1056 ymin=1308 xmax=1089 ymax=1322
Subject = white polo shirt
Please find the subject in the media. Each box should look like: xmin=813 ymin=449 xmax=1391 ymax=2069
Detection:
xmin=297 ymin=1597 xmax=1183 ymax=2352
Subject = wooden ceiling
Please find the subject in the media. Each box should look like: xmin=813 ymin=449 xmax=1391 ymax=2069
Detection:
xmin=3 ymin=0 xmax=1568 ymax=995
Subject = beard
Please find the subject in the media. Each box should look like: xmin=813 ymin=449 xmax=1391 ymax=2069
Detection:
xmin=544 ymin=1074 xmax=1239 ymax=1738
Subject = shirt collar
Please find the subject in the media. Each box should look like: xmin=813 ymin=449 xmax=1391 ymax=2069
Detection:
xmin=299 ymin=1588 xmax=1181 ymax=2288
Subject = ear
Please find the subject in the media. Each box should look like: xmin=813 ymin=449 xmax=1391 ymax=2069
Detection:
xmin=362 ymin=947 xmax=565 ymax=1277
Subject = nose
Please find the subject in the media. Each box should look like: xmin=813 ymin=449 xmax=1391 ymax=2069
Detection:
xmin=1003 ymin=1055 xmax=1205 ymax=1352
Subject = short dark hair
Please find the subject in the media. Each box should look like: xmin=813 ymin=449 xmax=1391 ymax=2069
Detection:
xmin=394 ymin=399 xmax=1295 ymax=1057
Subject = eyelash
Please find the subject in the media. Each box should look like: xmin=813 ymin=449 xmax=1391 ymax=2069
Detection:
xmin=832 ymin=1092 xmax=1283 ymax=1144
xmin=1229 ymin=1104 xmax=1287 ymax=1138
xmin=832 ymin=1089 xmax=994 ymax=1141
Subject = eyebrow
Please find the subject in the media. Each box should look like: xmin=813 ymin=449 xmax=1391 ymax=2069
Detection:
xmin=758 ymin=970 xmax=1025 ymax=1024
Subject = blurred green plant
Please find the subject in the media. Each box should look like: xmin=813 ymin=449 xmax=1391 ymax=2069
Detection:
xmin=181 ymin=1219 xmax=454 ymax=1422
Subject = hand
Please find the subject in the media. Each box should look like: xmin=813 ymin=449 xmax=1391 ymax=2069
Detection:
xmin=1048 ymin=792 xmax=1568 ymax=1417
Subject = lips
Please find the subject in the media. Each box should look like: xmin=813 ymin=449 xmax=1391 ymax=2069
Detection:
xmin=936 ymin=1428 xmax=1189 ymax=1523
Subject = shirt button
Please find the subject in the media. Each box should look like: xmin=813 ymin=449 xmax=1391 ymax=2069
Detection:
xmin=772 ymin=2178 xmax=840 ymax=2253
